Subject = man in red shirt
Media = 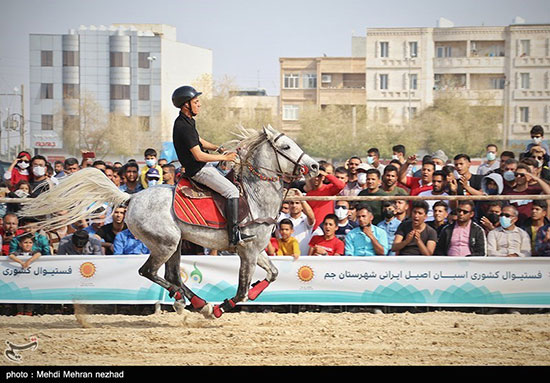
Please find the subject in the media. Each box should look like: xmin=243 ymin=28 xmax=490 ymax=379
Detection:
xmin=1 ymin=213 xmax=25 ymax=255
xmin=308 ymin=214 xmax=345 ymax=256
xmin=304 ymin=165 xmax=345 ymax=229
xmin=397 ymin=155 xmax=435 ymax=196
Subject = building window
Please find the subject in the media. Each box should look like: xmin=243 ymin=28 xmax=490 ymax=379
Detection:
xmin=520 ymin=40 xmax=531 ymax=57
xmin=139 ymin=85 xmax=150 ymax=101
xmin=63 ymin=51 xmax=79 ymax=66
xmin=409 ymin=41 xmax=418 ymax=58
xmin=520 ymin=107 xmax=530 ymax=123
xmin=41 ymin=51 xmax=53 ymax=66
xmin=380 ymin=42 xmax=389 ymax=58
xmin=379 ymin=74 xmax=389 ymax=90
xmin=302 ymin=73 xmax=317 ymax=89
xmin=41 ymin=114 xmax=53 ymax=130
xmin=436 ymin=46 xmax=453 ymax=58
xmin=282 ymin=104 xmax=299 ymax=121
xmin=63 ymin=84 xmax=79 ymax=99
xmin=110 ymin=52 xmax=130 ymax=67
xmin=409 ymin=74 xmax=418 ymax=90
xmin=520 ymin=73 xmax=530 ymax=89
xmin=491 ymin=77 xmax=506 ymax=89
xmin=138 ymin=52 xmax=151 ymax=69
xmin=110 ymin=84 xmax=130 ymax=100
xmin=40 ymin=83 xmax=53 ymax=99
xmin=284 ymin=74 xmax=299 ymax=89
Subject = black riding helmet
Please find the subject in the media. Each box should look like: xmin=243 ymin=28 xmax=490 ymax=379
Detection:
xmin=172 ymin=86 xmax=202 ymax=114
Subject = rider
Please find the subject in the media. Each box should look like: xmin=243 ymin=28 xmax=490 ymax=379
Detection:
xmin=171 ymin=85 xmax=255 ymax=246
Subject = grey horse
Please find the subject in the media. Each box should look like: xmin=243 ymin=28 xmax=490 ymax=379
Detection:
xmin=19 ymin=125 xmax=319 ymax=319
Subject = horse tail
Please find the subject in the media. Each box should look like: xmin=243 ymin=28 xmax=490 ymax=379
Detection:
xmin=18 ymin=167 xmax=132 ymax=232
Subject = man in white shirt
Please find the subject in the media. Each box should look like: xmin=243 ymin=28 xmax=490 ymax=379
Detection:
xmin=277 ymin=189 xmax=315 ymax=256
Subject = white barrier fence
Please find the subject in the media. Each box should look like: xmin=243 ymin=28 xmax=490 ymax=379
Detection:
xmin=1 ymin=255 xmax=550 ymax=308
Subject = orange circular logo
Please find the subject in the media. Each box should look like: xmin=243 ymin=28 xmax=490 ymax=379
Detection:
xmin=79 ymin=262 xmax=96 ymax=278
xmin=297 ymin=265 xmax=314 ymax=282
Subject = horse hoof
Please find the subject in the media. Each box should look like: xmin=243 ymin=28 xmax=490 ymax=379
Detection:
xmin=173 ymin=301 xmax=186 ymax=315
xmin=200 ymin=303 xmax=214 ymax=319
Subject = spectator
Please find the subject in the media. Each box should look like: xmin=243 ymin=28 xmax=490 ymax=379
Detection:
xmin=435 ymin=200 xmax=486 ymax=257
xmin=113 ymin=228 xmax=150 ymax=255
xmin=417 ymin=170 xmax=449 ymax=222
xmin=119 ymin=162 xmax=143 ymax=194
xmin=479 ymin=201 xmax=503 ymax=234
xmin=304 ymin=165 xmax=345 ymax=230
xmin=140 ymin=148 xmax=164 ymax=189
xmin=487 ymin=205 xmax=531 ymax=257
xmin=365 ymin=147 xmax=385 ymax=173
xmin=83 ymin=209 xmax=106 ymax=237
xmin=7 ymin=232 xmax=42 ymax=270
xmin=95 ymin=206 xmax=128 ymax=255
xmin=334 ymin=200 xmax=358 ymax=240
xmin=9 ymin=218 xmax=51 ymax=256
xmin=3 ymin=151 xmax=31 ymax=190
xmin=428 ymin=200 xmax=449 ymax=237
xmin=342 ymin=156 xmax=362 ymax=196
xmin=58 ymin=230 xmax=103 ymax=255
xmin=53 ymin=160 xmax=65 ymax=178
xmin=358 ymin=168 xmax=388 ymax=225
xmin=277 ymin=189 xmax=315 ymax=256
xmin=501 ymin=158 xmax=519 ymax=190
xmin=431 ymin=150 xmax=448 ymax=170
xmin=392 ymin=201 xmax=437 ymax=256
xmin=1 ymin=213 xmax=24 ymax=255
xmin=6 ymin=180 xmax=31 ymax=214
xmin=276 ymin=218 xmax=300 ymax=259
xmin=345 ymin=205 xmax=389 ymax=256
xmin=162 ymin=163 xmax=177 ymax=186
xmin=64 ymin=157 xmax=81 ymax=176
xmin=103 ymin=164 xmax=115 ymax=184
xmin=334 ymin=166 xmax=352 ymax=196
xmin=524 ymin=146 xmax=550 ymax=183
xmin=477 ymin=144 xmax=500 ymax=176
xmin=376 ymin=201 xmax=402 ymax=255
xmin=521 ymin=200 xmax=549 ymax=252
xmin=394 ymin=199 xmax=409 ymax=222
xmin=92 ymin=160 xmax=106 ymax=173
xmin=391 ymin=144 xmax=406 ymax=165
xmin=145 ymin=167 xmax=161 ymax=187
xmin=398 ymin=155 xmax=435 ymax=196
xmin=453 ymin=154 xmax=482 ymax=196
xmin=381 ymin=165 xmax=408 ymax=196
xmin=525 ymin=125 xmax=550 ymax=156
xmin=355 ymin=164 xmax=369 ymax=192
xmin=29 ymin=155 xmax=52 ymax=198
xmin=308 ymin=214 xmax=345 ymax=256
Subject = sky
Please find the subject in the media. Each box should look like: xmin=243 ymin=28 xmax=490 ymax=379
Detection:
xmin=1 ymin=0 xmax=549 ymax=112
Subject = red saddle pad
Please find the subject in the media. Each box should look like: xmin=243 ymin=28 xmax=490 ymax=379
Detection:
xmin=173 ymin=177 xmax=226 ymax=229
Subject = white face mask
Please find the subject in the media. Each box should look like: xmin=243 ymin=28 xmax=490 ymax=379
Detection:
xmin=392 ymin=154 xmax=400 ymax=161
xmin=334 ymin=206 xmax=348 ymax=220
xmin=18 ymin=161 xmax=30 ymax=169
xmin=366 ymin=156 xmax=375 ymax=165
xmin=33 ymin=166 xmax=46 ymax=177
xmin=533 ymin=137 xmax=543 ymax=144
xmin=148 ymin=180 xmax=158 ymax=187
xmin=146 ymin=159 xmax=157 ymax=167
xmin=486 ymin=152 xmax=497 ymax=161
xmin=357 ymin=172 xmax=367 ymax=185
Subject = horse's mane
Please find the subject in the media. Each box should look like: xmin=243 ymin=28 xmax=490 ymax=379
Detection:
xmin=228 ymin=125 xmax=268 ymax=174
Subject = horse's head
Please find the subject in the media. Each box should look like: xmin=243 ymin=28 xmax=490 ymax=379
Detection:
xmin=262 ymin=125 xmax=319 ymax=180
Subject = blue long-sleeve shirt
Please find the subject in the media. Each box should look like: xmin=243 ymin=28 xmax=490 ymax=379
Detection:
xmin=344 ymin=226 xmax=389 ymax=256
xmin=113 ymin=229 xmax=150 ymax=255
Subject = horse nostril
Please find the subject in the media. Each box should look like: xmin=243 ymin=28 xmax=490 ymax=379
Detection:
xmin=311 ymin=163 xmax=318 ymax=171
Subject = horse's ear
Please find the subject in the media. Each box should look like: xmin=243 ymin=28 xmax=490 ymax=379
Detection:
xmin=263 ymin=125 xmax=275 ymax=141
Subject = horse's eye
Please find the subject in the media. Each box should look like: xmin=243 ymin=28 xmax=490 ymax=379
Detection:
xmin=281 ymin=145 xmax=291 ymax=150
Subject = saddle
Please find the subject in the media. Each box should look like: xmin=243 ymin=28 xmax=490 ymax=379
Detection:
xmin=173 ymin=170 xmax=250 ymax=229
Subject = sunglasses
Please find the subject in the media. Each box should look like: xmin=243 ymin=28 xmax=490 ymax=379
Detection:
xmin=514 ymin=172 xmax=526 ymax=178
xmin=457 ymin=208 xmax=472 ymax=214
xmin=500 ymin=213 xmax=515 ymax=218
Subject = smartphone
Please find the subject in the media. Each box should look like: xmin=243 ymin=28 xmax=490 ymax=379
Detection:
xmin=82 ymin=151 xmax=96 ymax=159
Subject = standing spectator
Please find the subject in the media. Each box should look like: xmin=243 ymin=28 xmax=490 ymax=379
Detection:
xmin=358 ymin=169 xmax=388 ymax=225
xmin=276 ymin=219 xmax=300 ymax=259
xmin=434 ymin=200 xmax=487 ymax=257
xmin=477 ymin=144 xmax=500 ymax=176
xmin=1 ymin=213 xmax=24 ymax=255
xmin=525 ymin=125 xmax=550 ymax=156
xmin=453 ymin=154 xmax=483 ymax=196
xmin=308 ymin=214 xmax=345 ymax=256
xmin=417 ymin=170 xmax=449 ymax=222
xmin=29 ymin=155 xmax=52 ymax=198
xmin=277 ymin=189 xmax=315 ymax=256
xmin=140 ymin=148 xmax=164 ymax=189
xmin=6 ymin=180 xmax=31 ymax=214
xmin=376 ymin=201 xmax=402 ymax=255
xmin=53 ymin=160 xmax=65 ymax=178
xmin=381 ymin=165 xmax=408 ymax=196
xmin=334 ymin=167 xmax=351 ymax=196
xmin=342 ymin=156 xmax=362 ymax=196
xmin=487 ymin=205 xmax=531 ymax=257
xmin=521 ymin=200 xmax=549 ymax=252
xmin=57 ymin=230 xmax=103 ymax=255
xmin=162 ymin=163 xmax=177 ymax=186
xmin=3 ymin=151 xmax=31 ymax=190
xmin=392 ymin=144 xmax=406 ymax=165
xmin=398 ymin=155 xmax=435 ymax=196
xmin=344 ymin=205 xmax=389 ymax=256
xmin=334 ymin=200 xmax=358 ymax=241
xmin=365 ymin=148 xmax=385 ymax=173
xmin=95 ymin=206 xmax=127 ymax=255
xmin=119 ymin=162 xmax=143 ymax=194
xmin=392 ymin=201 xmax=437 ymax=256
xmin=431 ymin=150 xmax=448 ymax=170
xmin=428 ymin=201 xmax=449 ymax=238
xmin=304 ymin=165 xmax=345 ymax=230
xmin=63 ymin=157 xmax=81 ymax=177
xmin=113 ymin=228 xmax=150 ymax=255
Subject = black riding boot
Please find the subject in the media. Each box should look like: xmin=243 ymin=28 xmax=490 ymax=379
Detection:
xmin=227 ymin=198 xmax=255 ymax=246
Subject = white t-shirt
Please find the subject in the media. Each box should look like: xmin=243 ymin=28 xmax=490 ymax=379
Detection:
xmin=416 ymin=190 xmax=449 ymax=222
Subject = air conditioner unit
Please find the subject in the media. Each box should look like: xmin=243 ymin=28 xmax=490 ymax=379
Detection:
xmin=321 ymin=74 xmax=332 ymax=83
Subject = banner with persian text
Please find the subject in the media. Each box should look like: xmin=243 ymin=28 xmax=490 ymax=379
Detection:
xmin=1 ymin=255 xmax=549 ymax=307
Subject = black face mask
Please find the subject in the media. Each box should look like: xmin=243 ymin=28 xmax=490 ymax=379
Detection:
xmin=383 ymin=209 xmax=395 ymax=219
xmin=485 ymin=213 xmax=499 ymax=225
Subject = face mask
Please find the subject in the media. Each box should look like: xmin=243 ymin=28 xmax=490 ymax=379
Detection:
xmin=499 ymin=215 xmax=513 ymax=229
xmin=503 ymin=170 xmax=515 ymax=182
xmin=357 ymin=172 xmax=367 ymax=185
xmin=435 ymin=165 xmax=443 ymax=171
xmin=487 ymin=188 xmax=499 ymax=196
xmin=392 ymin=155 xmax=399 ymax=160
xmin=33 ymin=166 xmax=46 ymax=177
xmin=148 ymin=180 xmax=158 ymax=187
xmin=146 ymin=159 xmax=157 ymax=167
xmin=18 ymin=161 xmax=30 ymax=169
xmin=383 ymin=209 xmax=395 ymax=219
xmin=334 ymin=207 xmax=348 ymax=220
xmin=533 ymin=137 xmax=543 ymax=144
xmin=366 ymin=156 xmax=375 ymax=165
xmin=486 ymin=152 xmax=496 ymax=161
xmin=536 ymin=159 xmax=544 ymax=168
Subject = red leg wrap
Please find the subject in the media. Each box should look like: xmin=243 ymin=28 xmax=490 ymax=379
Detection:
xmin=213 ymin=305 xmax=223 ymax=318
xmin=173 ymin=291 xmax=182 ymax=301
xmin=191 ymin=296 xmax=206 ymax=310
xmin=248 ymin=279 xmax=270 ymax=300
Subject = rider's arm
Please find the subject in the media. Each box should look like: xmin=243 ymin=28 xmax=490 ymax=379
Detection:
xmin=199 ymin=138 xmax=221 ymax=152
xmin=190 ymin=145 xmax=235 ymax=163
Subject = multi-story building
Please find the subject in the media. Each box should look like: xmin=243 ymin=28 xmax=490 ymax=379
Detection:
xmin=279 ymin=57 xmax=366 ymax=133
xmin=227 ymin=88 xmax=279 ymax=126
xmin=29 ymin=23 xmax=212 ymax=161
xmin=362 ymin=21 xmax=550 ymax=147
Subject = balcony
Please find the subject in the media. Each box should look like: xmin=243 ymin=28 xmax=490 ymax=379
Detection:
xmin=514 ymin=56 xmax=550 ymax=67
xmin=367 ymin=90 xmax=420 ymax=101
xmin=513 ymin=89 xmax=550 ymax=100
xmin=434 ymin=89 xmax=504 ymax=105
xmin=318 ymin=87 xmax=365 ymax=105
xmin=434 ymin=56 xmax=506 ymax=73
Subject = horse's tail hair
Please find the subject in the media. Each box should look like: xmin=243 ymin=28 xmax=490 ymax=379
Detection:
xmin=18 ymin=167 xmax=132 ymax=233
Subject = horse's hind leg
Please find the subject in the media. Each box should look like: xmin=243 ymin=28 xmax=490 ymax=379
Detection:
xmin=248 ymin=250 xmax=278 ymax=301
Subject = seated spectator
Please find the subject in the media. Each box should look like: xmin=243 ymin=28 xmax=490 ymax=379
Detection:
xmin=477 ymin=144 xmax=500 ymax=176
xmin=119 ymin=162 xmax=143 ymax=194
xmin=392 ymin=201 xmax=437 ymax=256
xmin=435 ymin=200 xmax=486 ymax=257
xmin=58 ymin=230 xmax=103 ymax=255
xmin=3 ymin=151 xmax=31 ymax=191
xmin=428 ymin=201 xmax=449 ymax=238
xmin=113 ymin=228 xmax=150 ymax=255
xmin=487 ymin=205 xmax=531 ymax=257
xmin=478 ymin=201 xmax=503 ymax=234
xmin=304 ymin=165 xmax=345 ymax=230
xmin=521 ymin=200 xmax=549 ymax=252
xmin=308 ymin=214 xmax=344 ymax=256
xmin=1 ymin=213 xmax=24 ymax=255
xmin=358 ymin=168 xmax=388 ymax=225
xmin=345 ymin=205 xmax=389 ymax=256
xmin=95 ymin=206 xmax=127 ymax=255
xmin=376 ymin=201 xmax=402 ymax=255
xmin=276 ymin=218 xmax=300 ymax=259
xmin=334 ymin=200 xmax=358 ymax=240
xmin=8 ymin=232 xmax=42 ymax=269
xmin=277 ymin=188 xmax=315 ymax=255
xmin=9 ymin=218 xmax=51 ymax=256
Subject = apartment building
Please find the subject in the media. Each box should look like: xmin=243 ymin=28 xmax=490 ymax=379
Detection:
xmin=29 ymin=23 xmax=212 ymax=160
xmin=363 ymin=22 xmax=550 ymax=146
xmin=279 ymin=57 xmax=366 ymax=133
xmin=227 ymin=88 xmax=279 ymax=125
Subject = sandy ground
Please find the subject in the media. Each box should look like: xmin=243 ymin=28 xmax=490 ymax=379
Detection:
xmin=1 ymin=307 xmax=550 ymax=366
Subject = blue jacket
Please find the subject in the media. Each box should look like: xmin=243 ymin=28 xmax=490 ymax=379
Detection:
xmin=113 ymin=229 xmax=150 ymax=255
